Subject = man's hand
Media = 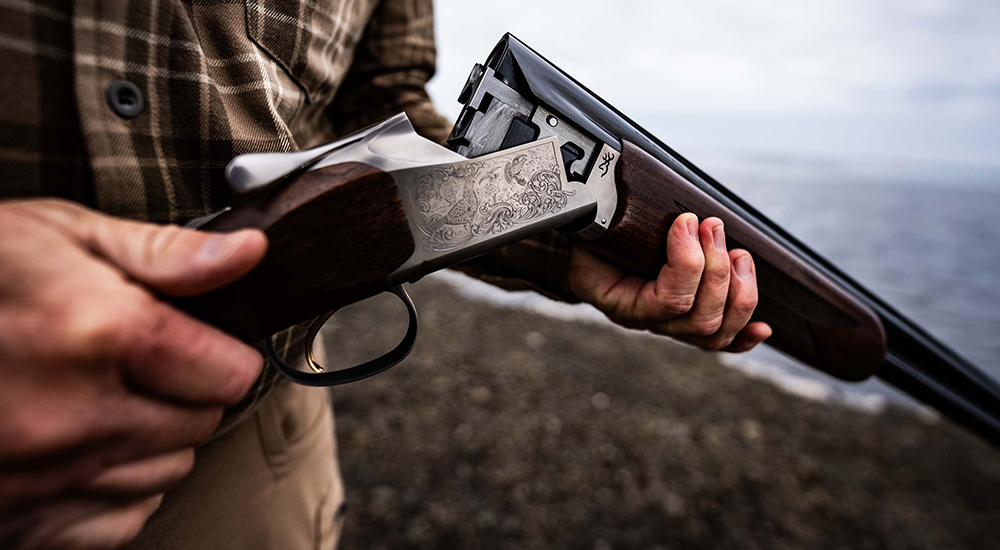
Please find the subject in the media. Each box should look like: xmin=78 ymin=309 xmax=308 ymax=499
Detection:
xmin=569 ymin=213 xmax=772 ymax=352
xmin=0 ymin=199 xmax=268 ymax=549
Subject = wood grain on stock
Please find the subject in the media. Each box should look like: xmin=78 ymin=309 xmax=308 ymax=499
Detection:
xmin=177 ymin=163 xmax=414 ymax=343
xmin=591 ymin=141 xmax=886 ymax=381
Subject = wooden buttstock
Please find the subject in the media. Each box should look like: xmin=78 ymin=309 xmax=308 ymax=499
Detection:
xmin=176 ymin=162 xmax=414 ymax=343
xmin=590 ymin=141 xmax=886 ymax=381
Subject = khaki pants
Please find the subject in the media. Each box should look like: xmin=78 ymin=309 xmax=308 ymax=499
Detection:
xmin=125 ymin=379 xmax=345 ymax=549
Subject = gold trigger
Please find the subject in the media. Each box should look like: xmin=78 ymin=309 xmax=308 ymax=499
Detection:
xmin=304 ymin=311 xmax=336 ymax=373
xmin=265 ymin=285 xmax=417 ymax=387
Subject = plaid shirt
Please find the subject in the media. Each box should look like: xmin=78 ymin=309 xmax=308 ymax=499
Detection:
xmin=0 ymin=0 xmax=576 ymax=424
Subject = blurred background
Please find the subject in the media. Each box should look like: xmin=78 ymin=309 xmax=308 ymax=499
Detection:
xmin=330 ymin=1 xmax=1000 ymax=548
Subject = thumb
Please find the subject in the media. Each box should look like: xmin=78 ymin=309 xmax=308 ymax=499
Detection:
xmin=49 ymin=201 xmax=268 ymax=297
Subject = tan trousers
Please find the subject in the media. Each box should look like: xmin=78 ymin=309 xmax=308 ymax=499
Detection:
xmin=125 ymin=379 xmax=345 ymax=549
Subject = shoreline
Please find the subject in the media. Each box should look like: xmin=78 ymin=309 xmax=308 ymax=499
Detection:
xmin=327 ymin=275 xmax=1000 ymax=549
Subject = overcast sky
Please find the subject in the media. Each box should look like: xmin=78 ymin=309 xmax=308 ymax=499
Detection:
xmin=427 ymin=0 xmax=1000 ymax=175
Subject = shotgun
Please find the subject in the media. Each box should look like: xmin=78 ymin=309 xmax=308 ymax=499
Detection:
xmin=181 ymin=34 xmax=1000 ymax=446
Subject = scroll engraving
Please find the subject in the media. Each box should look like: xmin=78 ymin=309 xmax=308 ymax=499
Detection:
xmin=399 ymin=139 xmax=575 ymax=252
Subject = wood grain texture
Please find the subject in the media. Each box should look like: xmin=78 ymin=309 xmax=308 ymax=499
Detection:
xmin=177 ymin=163 xmax=415 ymax=342
xmin=590 ymin=140 xmax=886 ymax=381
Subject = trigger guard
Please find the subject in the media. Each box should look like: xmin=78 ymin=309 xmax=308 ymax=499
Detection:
xmin=263 ymin=285 xmax=418 ymax=387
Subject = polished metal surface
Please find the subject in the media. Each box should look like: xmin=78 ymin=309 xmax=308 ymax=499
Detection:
xmin=572 ymin=142 xmax=619 ymax=240
xmin=530 ymin=104 xmax=597 ymax=178
xmin=222 ymin=113 xmax=599 ymax=286
xmin=184 ymin=207 xmax=231 ymax=229
xmin=389 ymin=137 xmax=597 ymax=283
xmin=225 ymin=113 xmax=465 ymax=193
xmin=449 ymin=67 xmax=534 ymax=159
xmin=447 ymin=61 xmax=619 ymax=242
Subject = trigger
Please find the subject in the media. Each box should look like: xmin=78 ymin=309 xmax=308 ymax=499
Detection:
xmin=264 ymin=285 xmax=419 ymax=387
xmin=305 ymin=310 xmax=337 ymax=372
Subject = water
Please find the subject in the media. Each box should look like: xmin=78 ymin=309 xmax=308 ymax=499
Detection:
xmin=690 ymin=151 xmax=1000 ymax=403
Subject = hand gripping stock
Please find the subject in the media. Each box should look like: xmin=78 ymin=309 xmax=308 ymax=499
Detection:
xmin=182 ymin=158 xmax=421 ymax=386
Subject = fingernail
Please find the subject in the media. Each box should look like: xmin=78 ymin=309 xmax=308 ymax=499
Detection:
xmin=686 ymin=216 xmax=699 ymax=241
xmin=198 ymin=231 xmax=248 ymax=262
xmin=713 ymin=224 xmax=726 ymax=253
xmin=734 ymin=254 xmax=751 ymax=278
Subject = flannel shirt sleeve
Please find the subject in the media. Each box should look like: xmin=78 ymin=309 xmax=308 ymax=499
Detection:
xmin=326 ymin=0 xmax=580 ymax=303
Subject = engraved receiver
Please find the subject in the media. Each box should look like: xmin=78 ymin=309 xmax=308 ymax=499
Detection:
xmin=178 ymin=114 xmax=603 ymax=385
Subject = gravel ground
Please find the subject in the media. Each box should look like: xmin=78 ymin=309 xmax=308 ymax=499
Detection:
xmin=324 ymin=276 xmax=1000 ymax=550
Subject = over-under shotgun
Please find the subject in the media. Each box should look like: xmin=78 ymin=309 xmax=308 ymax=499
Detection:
xmin=180 ymin=34 xmax=1000 ymax=447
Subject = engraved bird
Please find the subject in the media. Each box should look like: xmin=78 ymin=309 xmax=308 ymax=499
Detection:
xmin=478 ymin=167 xmax=504 ymax=204
xmin=427 ymin=177 xmax=479 ymax=232
xmin=505 ymin=154 xmax=528 ymax=186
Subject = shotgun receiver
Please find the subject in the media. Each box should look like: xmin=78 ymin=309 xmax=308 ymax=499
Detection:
xmin=182 ymin=34 xmax=1000 ymax=446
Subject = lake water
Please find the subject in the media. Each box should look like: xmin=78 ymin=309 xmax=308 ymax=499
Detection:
xmin=685 ymin=151 xmax=1000 ymax=404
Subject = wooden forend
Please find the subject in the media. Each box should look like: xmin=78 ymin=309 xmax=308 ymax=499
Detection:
xmin=589 ymin=140 xmax=885 ymax=381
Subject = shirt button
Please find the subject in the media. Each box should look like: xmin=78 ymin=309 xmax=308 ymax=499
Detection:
xmin=106 ymin=80 xmax=144 ymax=119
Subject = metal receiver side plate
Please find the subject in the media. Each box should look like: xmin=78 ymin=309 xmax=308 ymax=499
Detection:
xmin=389 ymin=137 xmax=596 ymax=283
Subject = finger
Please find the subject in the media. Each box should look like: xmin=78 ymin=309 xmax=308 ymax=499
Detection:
xmin=32 ymin=200 xmax=267 ymax=297
xmin=42 ymin=495 xmax=164 ymax=550
xmin=725 ymin=322 xmax=773 ymax=353
xmin=92 ymin=221 xmax=268 ymax=298
xmin=683 ymin=250 xmax=760 ymax=349
xmin=82 ymin=448 xmax=194 ymax=497
xmin=2 ymin=494 xmax=163 ymax=550
xmin=655 ymin=218 xmax=731 ymax=336
xmin=119 ymin=301 xmax=263 ymax=405
xmin=0 ymin=403 xmax=218 ymax=509
xmin=116 ymin=399 xmax=224 ymax=457
xmin=572 ymin=213 xmax=707 ymax=327
xmin=637 ymin=212 xmax=708 ymax=323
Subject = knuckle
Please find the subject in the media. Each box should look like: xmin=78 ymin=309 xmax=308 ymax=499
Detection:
xmin=61 ymin=294 xmax=177 ymax=380
xmin=142 ymin=224 xmax=187 ymax=267
xmin=123 ymin=301 xmax=192 ymax=383
xmin=690 ymin=316 xmax=723 ymax=337
xmin=218 ymin=349 xmax=263 ymax=404
xmin=654 ymin=293 xmax=696 ymax=318
xmin=707 ymin=261 xmax=731 ymax=282
xmin=734 ymin=293 xmax=759 ymax=316
xmin=191 ymin=408 xmax=225 ymax=443
xmin=675 ymin=252 xmax=705 ymax=274
xmin=51 ymin=300 xmax=140 ymax=363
